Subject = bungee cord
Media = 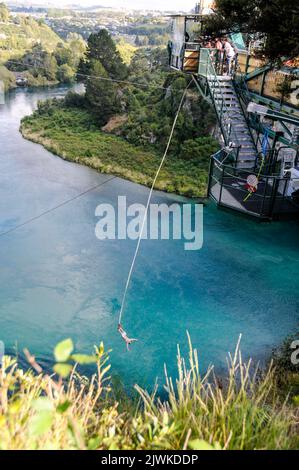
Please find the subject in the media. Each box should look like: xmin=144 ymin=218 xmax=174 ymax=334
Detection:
xmin=118 ymin=79 xmax=192 ymax=330
xmin=2 ymin=56 xmax=194 ymax=346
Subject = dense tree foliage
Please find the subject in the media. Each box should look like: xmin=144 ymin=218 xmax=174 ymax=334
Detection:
xmin=119 ymin=48 xmax=216 ymax=154
xmin=85 ymin=60 xmax=119 ymax=125
xmin=205 ymin=0 xmax=299 ymax=61
xmin=116 ymin=38 xmax=136 ymax=65
xmin=0 ymin=3 xmax=85 ymax=86
xmin=81 ymin=30 xmax=128 ymax=80
xmin=75 ymin=30 xmax=217 ymax=158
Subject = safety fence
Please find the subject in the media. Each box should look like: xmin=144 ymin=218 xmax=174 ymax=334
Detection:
xmin=208 ymin=150 xmax=298 ymax=220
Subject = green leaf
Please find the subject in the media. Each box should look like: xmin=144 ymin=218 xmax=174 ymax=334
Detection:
xmin=29 ymin=411 xmax=53 ymax=437
xmin=54 ymin=338 xmax=74 ymax=363
xmin=88 ymin=436 xmax=101 ymax=450
xmin=292 ymin=395 xmax=299 ymax=407
xmin=98 ymin=341 xmax=104 ymax=356
xmin=188 ymin=439 xmax=215 ymax=450
xmin=53 ymin=363 xmax=72 ymax=378
xmin=71 ymin=354 xmax=97 ymax=364
xmin=57 ymin=400 xmax=72 ymax=414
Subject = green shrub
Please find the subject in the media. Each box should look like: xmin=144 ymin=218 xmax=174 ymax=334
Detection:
xmin=0 ymin=335 xmax=297 ymax=450
xmin=20 ymin=104 xmax=213 ymax=198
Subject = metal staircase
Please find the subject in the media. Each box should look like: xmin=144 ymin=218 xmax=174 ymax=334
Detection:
xmin=209 ymin=76 xmax=257 ymax=169
xmin=198 ymin=49 xmax=258 ymax=169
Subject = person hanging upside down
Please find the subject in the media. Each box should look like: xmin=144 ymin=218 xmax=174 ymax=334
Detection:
xmin=117 ymin=324 xmax=138 ymax=351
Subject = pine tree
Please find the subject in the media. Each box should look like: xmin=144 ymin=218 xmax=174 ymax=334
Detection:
xmin=86 ymin=30 xmax=128 ymax=80
xmin=85 ymin=60 xmax=118 ymax=125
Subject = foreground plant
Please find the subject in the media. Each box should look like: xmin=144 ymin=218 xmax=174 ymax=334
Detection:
xmin=0 ymin=335 xmax=298 ymax=450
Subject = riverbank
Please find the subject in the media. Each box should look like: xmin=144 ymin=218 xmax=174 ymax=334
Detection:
xmin=20 ymin=102 xmax=218 ymax=198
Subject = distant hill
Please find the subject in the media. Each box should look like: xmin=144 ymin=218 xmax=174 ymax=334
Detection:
xmin=0 ymin=3 xmax=84 ymax=90
xmin=0 ymin=6 xmax=62 ymax=64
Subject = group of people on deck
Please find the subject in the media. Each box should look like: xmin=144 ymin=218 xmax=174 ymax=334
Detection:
xmin=168 ymin=32 xmax=239 ymax=76
xmin=203 ymin=37 xmax=238 ymax=76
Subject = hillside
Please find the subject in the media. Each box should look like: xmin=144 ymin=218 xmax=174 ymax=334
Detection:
xmin=0 ymin=14 xmax=61 ymax=64
xmin=0 ymin=3 xmax=86 ymax=89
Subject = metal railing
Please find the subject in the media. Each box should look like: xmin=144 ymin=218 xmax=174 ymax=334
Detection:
xmin=208 ymin=150 xmax=296 ymax=220
xmin=198 ymin=48 xmax=242 ymax=166
xmin=233 ymin=65 xmax=260 ymax=166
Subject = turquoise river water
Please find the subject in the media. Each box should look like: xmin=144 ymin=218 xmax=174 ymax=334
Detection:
xmin=0 ymin=85 xmax=298 ymax=389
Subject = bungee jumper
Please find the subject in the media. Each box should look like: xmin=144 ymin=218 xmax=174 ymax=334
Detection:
xmin=116 ymin=82 xmax=192 ymax=351
xmin=117 ymin=324 xmax=138 ymax=351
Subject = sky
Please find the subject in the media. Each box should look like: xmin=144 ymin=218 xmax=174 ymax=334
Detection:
xmin=16 ymin=0 xmax=195 ymax=12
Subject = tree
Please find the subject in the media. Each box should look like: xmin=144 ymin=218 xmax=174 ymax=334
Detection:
xmin=85 ymin=60 xmax=118 ymax=125
xmin=54 ymin=43 xmax=73 ymax=67
xmin=57 ymin=64 xmax=74 ymax=83
xmin=42 ymin=53 xmax=58 ymax=81
xmin=180 ymin=137 xmax=220 ymax=163
xmin=8 ymin=44 xmax=58 ymax=82
xmin=116 ymin=38 xmax=136 ymax=65
xmin=205 ymin=0 xmax=299 ymax=61
xmin=66 ymin=33 xmax=86 ymax=69
xmin=85 ymin=30 xmax=128 ymax=80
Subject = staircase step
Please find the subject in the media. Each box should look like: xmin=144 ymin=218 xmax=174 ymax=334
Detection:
xmin=214 ymin=94 xmax=236 ymax=99
xmin=217 ymin=76 xmax=232 ymax=81
xmin=239 ymin=144 xmax=255 ymax=149
xmin=214 ymin=98 xmax=238 ymax=102
xmin=237 ymin=138 xmax=254 ymax=143
xmin=215 ymin=98 xmax=239 ymax=104
xmin=238 ymin=159 xmax=256 ymax=164
xmin=210 ymin=76 xmax=258 ymax=162
xmin=238 ymin=154 xmax=256 ymax=160
xmin=213 ymin=85 xmax=234 ymax=90
xmin=237 ymin=163 xmax=256 ymax=170
xmin=239 ymin=142 xmax=255 ymax=147
xmin=237 ymin=135 xmax=253 ymax=140
xmin=226 ymin=112 xmax=244 ymax=116
xmin=215 ymin=98 xmax=240 ymax=103
xmin=225 ymin=106 xmax=242 ymax=110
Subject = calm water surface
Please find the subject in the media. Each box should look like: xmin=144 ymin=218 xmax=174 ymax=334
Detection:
xmin=0 ymin=86 xmax=298 ymax=388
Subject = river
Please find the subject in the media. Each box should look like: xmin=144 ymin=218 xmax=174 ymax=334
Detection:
xmin=0 ymin=85 xmax=298 ymax=389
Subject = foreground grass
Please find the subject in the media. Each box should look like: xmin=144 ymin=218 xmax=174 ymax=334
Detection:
xmin=0 ymin=336 xmax=298 ymax=450
xmin=20 ymin=104 xmax=211 ymax=198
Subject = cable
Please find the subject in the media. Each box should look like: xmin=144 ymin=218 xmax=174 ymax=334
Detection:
xmin=0 ymin=176 xmax=116 ymax=238
xmin=118 ymin=79 xmax=192 ymax=326
xmin=6 ymin=59 xmax=183 ymax=93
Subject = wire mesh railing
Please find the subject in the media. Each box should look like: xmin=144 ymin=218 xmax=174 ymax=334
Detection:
xmin=208 ymin=150 xmax=294 ymax=219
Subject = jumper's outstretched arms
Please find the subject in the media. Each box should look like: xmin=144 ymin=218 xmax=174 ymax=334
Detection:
xmin=117 ymin=323 xmax=138 ymax=351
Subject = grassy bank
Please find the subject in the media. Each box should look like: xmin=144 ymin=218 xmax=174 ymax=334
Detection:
xmin=20 ymin=102 xmax=218 ymax=198
xmin=0 ymin=336 xmax=298 ymax=450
